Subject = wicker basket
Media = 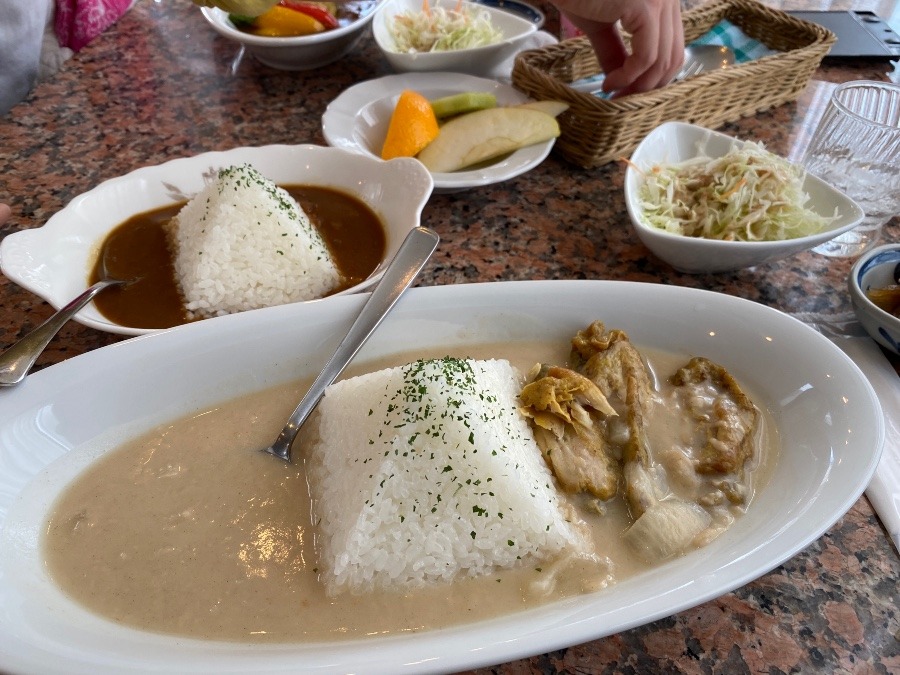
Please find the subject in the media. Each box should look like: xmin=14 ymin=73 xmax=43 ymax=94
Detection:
xmin=511 ymin=0 xmax=835 ymax=168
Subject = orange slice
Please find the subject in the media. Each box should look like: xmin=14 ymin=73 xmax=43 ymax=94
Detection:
xmin=381 ymin=90 xmax=440 ymax=160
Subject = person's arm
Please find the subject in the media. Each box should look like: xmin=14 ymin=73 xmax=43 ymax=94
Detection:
xmin=0 ymin=204 xmax=11 ymax=226
xmin=551 ymin=0 xmax=684 ymax=96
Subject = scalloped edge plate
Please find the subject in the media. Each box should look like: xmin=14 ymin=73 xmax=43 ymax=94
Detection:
xmin=0 ymin=145 xmax=432 ymax=336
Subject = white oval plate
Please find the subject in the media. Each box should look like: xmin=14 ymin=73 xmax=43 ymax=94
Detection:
xmin=322 ymin=72 xmax=555 ymax=192
xmin=0 ymin=280 xmax=883 ymax=674
xmin=0 ymin=145 xmax=433 ymax=336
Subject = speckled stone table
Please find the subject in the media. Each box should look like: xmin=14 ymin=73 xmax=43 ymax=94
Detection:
xmin=0 ymin=1 xmax=898 ymax=673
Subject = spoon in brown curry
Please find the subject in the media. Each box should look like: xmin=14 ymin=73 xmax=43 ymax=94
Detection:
xmin=262 ymin=225 xmax=440 ymax=463
xmin=0 ymin=272 xmax=128 ymax=387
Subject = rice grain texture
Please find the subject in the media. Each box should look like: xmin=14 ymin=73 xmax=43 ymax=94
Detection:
xmin=309 ymin=357 xmax=587 ymax=596
xmin=169 ymin=164 xmax=343 ymax=318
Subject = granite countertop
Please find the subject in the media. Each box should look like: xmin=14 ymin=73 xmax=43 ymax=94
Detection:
xmin=0 ymin=0 xmax=898 ymax=672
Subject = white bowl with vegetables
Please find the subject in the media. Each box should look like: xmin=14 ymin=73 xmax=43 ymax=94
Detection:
xmin=624 ymin=122 xmax=865 ymax=274
xmin=200 ymin=0 xmax=382 ymax=70
xmin=373 ymin=0 xmax=537 ymax=75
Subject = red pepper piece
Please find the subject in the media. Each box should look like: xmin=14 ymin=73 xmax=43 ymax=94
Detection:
xmin=278 ymin=0 xmax=339 ymax=29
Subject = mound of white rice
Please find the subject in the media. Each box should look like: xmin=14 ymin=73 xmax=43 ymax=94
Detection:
xmin=168 ymin=164 xmax=343 ymax=319
xmin=309 ymin=357 xmax=589 ymax=596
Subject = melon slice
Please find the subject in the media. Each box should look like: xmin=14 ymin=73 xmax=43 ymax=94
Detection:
xmin=417 ymin=108 xmax=560 ymax=173
xmin=431 ymin=92 xmax=497 ymax=119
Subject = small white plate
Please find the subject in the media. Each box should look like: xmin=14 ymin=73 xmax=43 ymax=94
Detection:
xmin=0 ymin=280 xmax=883 ymax=674
xmin=322 ymin=72 xmax=555 ymax=192
xmin=0 ymin=145 xmax=432 ymax=336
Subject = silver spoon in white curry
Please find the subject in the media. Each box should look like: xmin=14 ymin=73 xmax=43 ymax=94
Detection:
xmin=262 ymin=225 xmax=440 ymax=463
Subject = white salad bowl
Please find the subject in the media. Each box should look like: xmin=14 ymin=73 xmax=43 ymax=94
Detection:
xmin=0 ymin=144 xmax=433 ymax=336
xmin=849 ymin=243 xmax=900 ymax=357
xmin=200 ymin=1 xmax=381 ymax=70
xmin=0 ymin=280 xmax=883 ymax=674
xmin=373 ymin=0 xmax=537 ymax=75
xmin=624 ymin=122 xmax=865 ymax=274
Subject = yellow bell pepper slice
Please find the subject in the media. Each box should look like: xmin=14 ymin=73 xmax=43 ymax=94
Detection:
xmin=251 ymin=5 xmax=325 ymax=36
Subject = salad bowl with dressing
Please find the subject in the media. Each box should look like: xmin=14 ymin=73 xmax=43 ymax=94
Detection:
xmin=624 ymin=122 xmax=865 ymax=274
xmin=373 ymin=0 xmax=537 ymax=75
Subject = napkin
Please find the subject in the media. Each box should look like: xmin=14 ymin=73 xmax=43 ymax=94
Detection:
xmin=833 ymin=337 xmax=900 ymax=554
xmin=690 ymin=18 xmax=778 ymax=64
xmin=792 ymin=310 xmax=900 ymax=555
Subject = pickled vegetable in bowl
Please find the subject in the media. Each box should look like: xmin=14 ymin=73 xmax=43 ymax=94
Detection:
xmin=867 ymin=285 xmax=900 ymax=317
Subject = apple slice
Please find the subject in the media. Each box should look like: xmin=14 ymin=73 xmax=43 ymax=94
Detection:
xmin=417 ymin=108 xmax=560 ymax=173
xmin=515 ymin=100 xmax=570 ymax=117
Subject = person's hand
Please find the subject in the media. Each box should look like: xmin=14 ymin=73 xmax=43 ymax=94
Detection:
xmin=552 ymin=0 xmax=684 ymax=96
xmin=0 ymin=203 xmax=11 ymax=226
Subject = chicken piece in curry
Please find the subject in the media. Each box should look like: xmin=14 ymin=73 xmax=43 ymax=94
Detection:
xmin=519 ymin=320 xmax=762 ymax=561
xmin=519 ymin=365 xmax=619 ymax=500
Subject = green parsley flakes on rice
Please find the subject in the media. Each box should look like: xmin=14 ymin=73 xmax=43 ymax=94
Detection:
xmin=309 ymin=357 xmax=589 ymax=596
xmin=168 ymin=164 xmax=343 ymax=319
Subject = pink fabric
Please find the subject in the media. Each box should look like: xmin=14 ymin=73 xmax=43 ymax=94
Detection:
xmin=55 ymin=0 xmax=132 ymax=52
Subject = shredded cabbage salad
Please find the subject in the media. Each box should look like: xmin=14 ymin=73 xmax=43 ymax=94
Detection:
xmin=387 ymin=1 xmax=502 ymax=53
xmin=637 ymin=141 xmax=837 ymax=242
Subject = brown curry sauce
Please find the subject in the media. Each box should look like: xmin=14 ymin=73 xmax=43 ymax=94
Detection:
xmin=88 ymin=185 xmax=386 ymax=330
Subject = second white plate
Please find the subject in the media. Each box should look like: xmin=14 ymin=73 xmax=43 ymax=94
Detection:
xmin=0 ymin=145 xmax=432 ymax=336
xmin=322 ymin=72 xmax=555 ymax=192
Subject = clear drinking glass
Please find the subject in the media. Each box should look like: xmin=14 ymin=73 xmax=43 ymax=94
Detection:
xmin=801 ymin=80 xmax=900 ymax=258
